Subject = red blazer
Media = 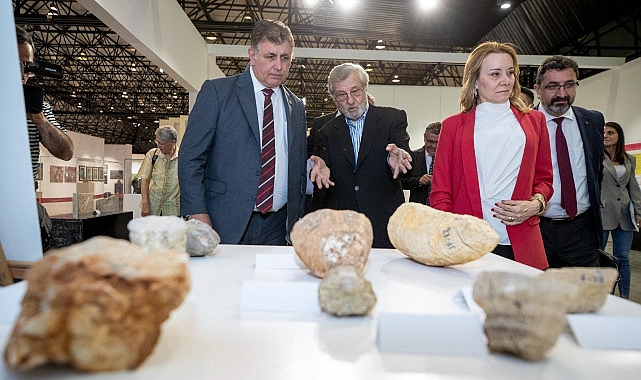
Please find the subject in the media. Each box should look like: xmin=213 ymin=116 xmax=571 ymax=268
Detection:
xmin=430 ymin=105 xmax=553 ymax=270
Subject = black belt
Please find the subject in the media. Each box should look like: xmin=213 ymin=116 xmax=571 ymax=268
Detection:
xmin=540 ymin=210 xmax=589 ymax=224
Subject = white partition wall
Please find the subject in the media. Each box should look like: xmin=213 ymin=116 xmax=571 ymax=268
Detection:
xmin=0 ymin=3 xmax=43 ymax=262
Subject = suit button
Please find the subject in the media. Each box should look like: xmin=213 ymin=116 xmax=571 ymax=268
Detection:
xmin=617 ymin=198 xmax=621 ymax=201
xmin=255 ymin=169 xmax=261 ymax=176
xmin=617 ymin=184 xmax=620 ymax=187
xmin=355 ymin=186 xmax=360 ymax=191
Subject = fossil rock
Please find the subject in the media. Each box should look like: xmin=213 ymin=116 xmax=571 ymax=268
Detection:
xmin=128 ymin=216 xmax=220 ymax=257
xmin=472 ymin=271 xmax=577 ymax=362
xmin=185 ymin=219 xmax=221 ymax=257
xmin=291 ymin=209 xmax=373 ymax=278
xmin=388 ymin=203 xmax=499 ymax=266
xmin=539 ymin=267 xmax=618 ymax=313
xmin=3 ymin=236 xmax=190 ymax=372
xmin=318 ymin=266 xmax=377 ymax=317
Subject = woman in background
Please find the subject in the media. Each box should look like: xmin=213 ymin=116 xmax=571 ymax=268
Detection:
xmin=601 ymin=121 xmax=641 ymax=298
xmin=430 ymin=41 xmax=553 ymax=270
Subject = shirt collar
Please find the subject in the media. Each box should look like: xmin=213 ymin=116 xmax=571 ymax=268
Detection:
xmin=539 ymin=104 xmax=576 ymax=123
xmin=249 ymin=66 xmax=278 ymax=95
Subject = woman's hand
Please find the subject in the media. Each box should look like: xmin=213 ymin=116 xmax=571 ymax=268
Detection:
xmin=492 ymin=199 xmax=540 ymax=225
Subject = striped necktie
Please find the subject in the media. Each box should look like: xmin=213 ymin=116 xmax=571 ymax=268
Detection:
xmin=256 ymin=88 xmax=275 ymax=213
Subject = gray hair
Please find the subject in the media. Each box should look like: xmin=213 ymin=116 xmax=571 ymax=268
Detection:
xmin=155 ymin=125 xmax=177 ymax=142
xmin=424 ymin=121 xmax=441 ymax=136
xmin=327 ymin=63 xmax=369 ymax=95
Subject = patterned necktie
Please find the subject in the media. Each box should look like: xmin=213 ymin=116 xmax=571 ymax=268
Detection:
xmin=553 ymin=117 xmax=577 ymax=219
xmin=256 ymin=88 xmax=275 ymax=214
xmin=426 ymin=155 xmax=434 ymax=205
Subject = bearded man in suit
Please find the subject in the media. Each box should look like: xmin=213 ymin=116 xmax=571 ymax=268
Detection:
xmin=316 ymin=63 xmax=413 ymax=248
xmin=534 ymin=55 xmax=605 ymax=267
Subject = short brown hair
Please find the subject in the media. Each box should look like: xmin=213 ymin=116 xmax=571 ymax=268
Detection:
xmin=251 ymin=20 xmax=294 ymax=51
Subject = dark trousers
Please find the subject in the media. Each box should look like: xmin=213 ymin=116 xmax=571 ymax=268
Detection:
xmin=240 ymin=206 xmax=288 ymax=245
xmin=540 ymin=211 xmax=600 ymax=268
xmin=492 ymin=244 xmax=515 ymax=261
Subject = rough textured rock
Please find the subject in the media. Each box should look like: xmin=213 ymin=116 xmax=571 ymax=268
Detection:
xmin=540 ymin=267 xmax=618 ymax=313
xmin=318 ymin=266 xmax=377 ymax=317
xmin=128 ymin=215 xmax=187 ymax=252
xmin=128 ymin=216 xmax=220 ymax=257
xmin=3 ymin=236 xmax=190 ymax=372
xmin=473 ymin=271 xmax=577 ymax=362
xmin=291 ymin=209 xmax=373 ymax=278
xmin=185 ymin=219 xmax=221 ymax=257
xmin=388 ymin=203 xmax=499 ymax=266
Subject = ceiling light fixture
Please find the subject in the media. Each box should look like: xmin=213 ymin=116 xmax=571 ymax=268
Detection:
xmin=418 ymin=0 xmax=437 ymax=10
xmin=243 ymin=12 xmax=252 ymax=21
xmin=497 ymin=1 xmax=512 ymax=9
xmin=392 ymin=74 xmax=400 ymax=83
xmin=365 ymin=63 xmax=374 ymax=72
xmin=206 ymin=33 xmax=217 ymax=41
xmin=375 ymin=40 xmax=385 ymax=50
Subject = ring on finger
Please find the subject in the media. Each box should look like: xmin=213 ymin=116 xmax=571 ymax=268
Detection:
xmin=508 ymin=216 xmax=514 ymax=222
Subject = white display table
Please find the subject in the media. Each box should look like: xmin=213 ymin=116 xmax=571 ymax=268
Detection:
xmin=1 ymin=245 xmax=641 ymax=379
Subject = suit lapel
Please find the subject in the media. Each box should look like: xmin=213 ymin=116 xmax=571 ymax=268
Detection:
xmin=511 ymin=106 xmax=533 ymax=198
xmin=573 ymin=106 xmax=597 ymax=178
xmin=460 ymin=109 xmax=483 ymax=217
xmin=603 ymin=155 xmax=620 ymax=184
xmin=237 ymin=70 xmax=260 ymax=146
xmin=331 ymin=116 xmax=356 ymax=168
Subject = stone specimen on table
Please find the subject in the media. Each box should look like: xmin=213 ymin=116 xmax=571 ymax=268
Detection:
xmin=290 ymin=209 xmax=373 ymax=278
xmin=185 ymin=219 xmax=220 ymax=257
xmin=472 ymin=271 xmax=578 ymax=362
xmin=387 ymin=202 xmax=499 ymax=266
xmin=318 ymin=266 xmax=377 ymax=317
xmin=128 ymin=215 xmax=187 ymax=252
xmin=540 ymin=267 xmax=618 ymax=313
xmin=3 ymin=236 xmax=190 ymax=372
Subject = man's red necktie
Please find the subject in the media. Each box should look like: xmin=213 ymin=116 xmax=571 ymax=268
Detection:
xmin=553 ymin=117 xmax=577 ymax=219
xmin=256 ymin=88 xmax=275 ymax=214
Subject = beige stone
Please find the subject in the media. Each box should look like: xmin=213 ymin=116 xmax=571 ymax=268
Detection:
xmin=540 ymin=267 xmax=618 ymax=313
xmin=291 ymin=209 xmax=373 ymax=278
xmin=387 ymin=203 xmax=499 ymax=266
xmin=318 ymin=266 xmax=377 ymax=317
xmin=473 ymin=271 xmax=577 ymax=362
xmin=3 ymin=236 xmax=190 ymax=372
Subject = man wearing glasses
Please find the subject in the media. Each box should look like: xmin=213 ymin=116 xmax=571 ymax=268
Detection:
xmin=534 ymin=55 xmax=605 ymax=267
xmin=315 ymin=63 xmax=413 ymax=248
xmin=401 ymin=121 xmax=441 ymax=205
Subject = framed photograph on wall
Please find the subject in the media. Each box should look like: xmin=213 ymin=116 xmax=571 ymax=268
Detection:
xmin=86 ymin=166 xmax=93 ymax=181
xmin=78 ymin=165 xmax=86 ymax=181
xmin=64 ymin=166 xmax=76 ymax=183
xmin=92 ymin=167 xmax=100 ymax=182
xmin=110 ymin=169 xmax=123 ymax=180
xmin=35 ymin=163 xmax=43 ymax=180
xmin=49 ymin=165 xmax=64 ymax=183
xmin=98 ymin=166 xmax=104 ymax=180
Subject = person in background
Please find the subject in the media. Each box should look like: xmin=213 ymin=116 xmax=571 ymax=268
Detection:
xmin=401 ymin=121 xmax=441 ymax=205
xmin=17 ymin=26 xmax=73 ymax=176
xmin=138 ymin=125 xmax=180 ymax=216
xmin=430 ymin=41 xmax=553 ymax=270
xmin=533 ymin=55 xmax=605 ymax=268
xmin=519 ymin=87 xmax=535 ymax=108
xmin=601 ymin=121 xmax=641 ymax=298
xmin=316 ymin=63 xmax=413 ymax=248
xmin=178 ymin=20 xmax=331 ymax=245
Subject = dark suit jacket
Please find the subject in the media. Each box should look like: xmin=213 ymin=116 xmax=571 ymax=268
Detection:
xmin=178 ymin=69 xmax=307 ymax=244
xmin=535 ymin=105 xmax=605 ymax=247
xmin=317 ymin=105 xmax=412 ymax=248
xmin=401 ymin=146 xmax=430 ymax=204
xmin=308 ymin=112 xmax=338 ymax=210
xmin=572 ymin=106 xmax=605 ymax=246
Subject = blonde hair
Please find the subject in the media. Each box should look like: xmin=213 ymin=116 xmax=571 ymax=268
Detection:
xmin=460 ymin=41 xmax=529 ymax=113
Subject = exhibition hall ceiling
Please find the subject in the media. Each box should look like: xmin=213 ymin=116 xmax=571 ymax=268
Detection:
xmin=12 ymin=0 xmax=641 ymax=153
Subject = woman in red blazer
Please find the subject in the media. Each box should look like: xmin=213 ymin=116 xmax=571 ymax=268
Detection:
xmin=430 ymin=42 xmax=553 ymax=270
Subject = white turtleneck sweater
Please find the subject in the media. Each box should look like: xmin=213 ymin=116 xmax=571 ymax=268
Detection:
xmin=474 ymin=101 xmax=525 ymax=245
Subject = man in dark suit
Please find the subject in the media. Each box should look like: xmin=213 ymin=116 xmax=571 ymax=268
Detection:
xmin=307 ymin=111 xmax=339 ymax=211
xmin=401 ymin=121 xmax=441 ymax=205
xmin=179 ymin=20 xmax=330 ymax=245
xmin=316 ymin=63 xmax=413 ymax=248
xmin=534 ymin=55 xmax=605 ymax=267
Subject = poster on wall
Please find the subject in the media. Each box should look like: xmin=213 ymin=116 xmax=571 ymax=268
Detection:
xmin=110 ymin=169 xmax=123 ymax=179
xmin=86 ymin=166 xmax=93 ymax=181
xmin=35 ymin=163 xmax=43 ymax=180
xmin=64 ymin=166 xmax=76 ymax=182
xmin=78 ymin=165 xmax=85 ymax=181
xmin=104 ymin=174 xmax=108 ymax=184
xmin=50 ymin=165 xmax=64 ymax=183
xmin=98 ymin=166 xmax=104 ymax=181
xmin=92 ymin=167 xmax=100 ymax=182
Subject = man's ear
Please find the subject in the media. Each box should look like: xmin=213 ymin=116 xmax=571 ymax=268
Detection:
xmin=248 ymin=47 xmax=256 ymax=64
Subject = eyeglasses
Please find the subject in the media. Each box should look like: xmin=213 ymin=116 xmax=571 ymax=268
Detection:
xmin=425 ymin=140 xmax=439 ymax=145
xmin=541 ymin=81 xmax=579 ymax=92
xmin=333 ymin=88 xmax=364 ymax=102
